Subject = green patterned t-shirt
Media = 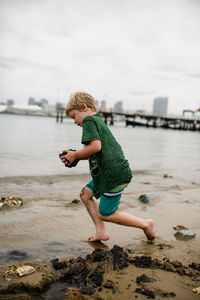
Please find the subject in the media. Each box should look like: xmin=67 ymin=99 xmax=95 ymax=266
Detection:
xmin=81 ymin=113 xmax=132 ymax=194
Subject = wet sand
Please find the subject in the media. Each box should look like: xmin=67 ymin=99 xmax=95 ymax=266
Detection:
xmin=0 ymin=170 xmax=200 ymax=299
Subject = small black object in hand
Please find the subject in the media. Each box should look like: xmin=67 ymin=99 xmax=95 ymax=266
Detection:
xmin=59 ymin=150 xmax=79 ymax=168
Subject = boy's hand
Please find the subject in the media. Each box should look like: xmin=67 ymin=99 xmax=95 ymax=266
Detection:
xmin=59 ymin=140 xmax=101 ymax=167
xmin=61 ymin=150 xmax=77 ymax=166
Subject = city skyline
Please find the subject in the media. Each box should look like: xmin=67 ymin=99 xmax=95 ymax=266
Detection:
xmin=0 ymin=0 xmax=200 ymax=114
xmin=1 ymin=94 xmax=200 ymax=116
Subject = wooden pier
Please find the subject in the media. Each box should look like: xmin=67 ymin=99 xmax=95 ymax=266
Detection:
xmin=55 ymin=105 xmax=200 ymax=131
xmin=99 ymin=111 xmax=200 ymax=131
xmin=56 ymin=104 xmax=65 ymax=123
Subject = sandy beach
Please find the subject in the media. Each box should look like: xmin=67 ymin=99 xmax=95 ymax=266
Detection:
xmin=0 ymin=169 xmax=200 ymax=299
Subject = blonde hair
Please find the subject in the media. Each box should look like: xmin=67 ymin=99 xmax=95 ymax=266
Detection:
xmin=66 ymin=92 xmax=98 ymax=116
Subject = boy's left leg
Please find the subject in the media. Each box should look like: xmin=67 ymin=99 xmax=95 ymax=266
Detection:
xmin=100 ymin=211 xmax=156 ymax=241
xmin=80 ymin=187 xmax=110 ymax=242
xmin=98 ymin=190 xmax=156 ymax=241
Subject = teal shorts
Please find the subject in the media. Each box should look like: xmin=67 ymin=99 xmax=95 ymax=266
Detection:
xmin=86 ymin=180 xmax=122 ymax=217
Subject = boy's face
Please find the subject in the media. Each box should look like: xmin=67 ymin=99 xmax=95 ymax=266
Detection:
xmin=68 ymin=109 xmax=87 ymax=127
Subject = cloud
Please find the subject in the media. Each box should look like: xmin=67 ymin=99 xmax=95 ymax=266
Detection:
xmin=185 ymin=73 xmax=200 ymax=79
xmin=0 ymin=56 xmax=64 ymax=74
xmin=129 ymin=90 xmax=155 ymax=96
xmin=0 ymin=0 xmax=200 ymax=113
xmin=0 ymin=61 xmax=12 ymax=69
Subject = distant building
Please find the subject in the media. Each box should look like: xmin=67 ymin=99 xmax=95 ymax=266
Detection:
xmin=100 ymin=100 xmax=106 ymax=111
xmin=28 ymin=97 xmax=36 ymax=105
xmin=0 ymin=104 xmax=7 ymax=112
xmin=114 ymin=101 xmax=123 ymax=113
xmin=7 ymin=99 xmax=14 ymax=106
xmin=153 ymin=97 xmax=168 ymax=116
xmin=37 ymin=98 xmax=48 ymax=107
xmin=6 ymin=104 xmax=43 ymax=115
xmin=28 ymin=97 xmax=48 ymax=108
xmin=95 ymin=100 xmax=99 ymax=108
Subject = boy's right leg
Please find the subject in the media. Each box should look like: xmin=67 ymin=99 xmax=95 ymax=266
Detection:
xmin=80 ymin=187 xmax=110 ymax=242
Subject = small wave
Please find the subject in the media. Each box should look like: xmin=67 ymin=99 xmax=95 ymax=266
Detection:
xmin=0 ymin=173 xmax=90 ymax=185
xmin=0 ymin=169 xmax=153 ymax=185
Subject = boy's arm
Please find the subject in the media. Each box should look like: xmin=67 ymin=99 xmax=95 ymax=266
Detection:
xmin=62 ymin=140 xmax=101 ymax=166
xmin=75 ymin=139 xmax=101 ymax=159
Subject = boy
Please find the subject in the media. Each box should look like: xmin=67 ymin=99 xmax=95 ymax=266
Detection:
xmin=61 ymin=92 xmax=156 ymax=242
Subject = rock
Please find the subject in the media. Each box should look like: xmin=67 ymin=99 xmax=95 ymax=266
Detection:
xmin=135 ymin=286 xmax=155 ymax=298
xmin=111 ymin=245 xmax=128 ymax=270
xmin=161 ymin=291 xmax=176 ymax=297
xmin=138 ymin=194 xmax=150 ymax=204
xmin=71 ymin=199 xmax=80 ymax=204
xmin=4 ymin=265 xmax=36 ymax=280
xmin=79 ymin=285 xmax=95 ymax=296
xmin=171 ymin=185 xmax=181 ymax=190
xmin=162 ymin=262 xmax=174 ymax=272
xmin=186 ymin=200 xmax=194 ymax=204
xmin=192 ymin=276 xmax=200 ymax=282
xmin=133 ymin=256 xmax=152 ymax=268
xmin=172 ymin=261 xmax=183 ymax=268
xmin=163 ymin=174 xmax=173 ymax=178
xmin=16 ymin=265 xmax=36 ymax=277
xmin=65 ymin=199 xmax=81 ymax=207
xmin=193 ymin=286 xmax=200 ymax=295
xmin=136 ymin=274 xmax=156 ymax=283
xmin=88 ymin=265 xmax=104 ymax=287
xmin=65 ymin=288 xmax=88 ymax=300
xmin=91 ymin=248 xmax=107 ymax=262
xmin=0 ymin=294 xmax=31 ymax=300
xmin=158 ymin=243 xmax=173 ymax=250
xmin=103 ymin=280 xmax=115 ymax=289
xmin=189 ymin=262 xmax=200 ymax=271
xmin=0 ymin=196 xmax=23 ymax=207
xmin=4 ymin=265 xmax=18 ymax=281
xmin=174 ymin=229 xmax=196 ymax=239
xmin=173 ymin=225 xmax=188 ymax=231
xmin=51 ymin=258 xmax=66 ymax=270
xmin=103 ymin=280 xmax=116 ymax=293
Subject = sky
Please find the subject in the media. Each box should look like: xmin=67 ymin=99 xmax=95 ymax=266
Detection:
xmin=0 ymin=0 xmax=200 ymax=114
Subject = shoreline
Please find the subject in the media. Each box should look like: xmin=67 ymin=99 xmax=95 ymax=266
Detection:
xmin=0 ymin=171 xmax=200 ymax=299
xmin=0 ymin=243 xmax=200 ymax=299
xmin=0 ymin=169 xmax=152 ymax=180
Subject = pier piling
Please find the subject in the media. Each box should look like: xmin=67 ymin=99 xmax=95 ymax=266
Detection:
xmin=99 ymin=111 xmax=200 ymax=131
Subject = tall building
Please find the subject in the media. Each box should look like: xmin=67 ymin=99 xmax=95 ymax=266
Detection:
xmin=153 ymin=97 xmax=168 ymax=116
xmin=95 ymin=100 xmax=99 ymax=108
xmin=114 ymin=101 xmax=123 ymax=113
xmin=28 ymin=97 xmax=48 ymax=107
xmin=7 ymin=99 xmax=14 ymax=106
xmin=28 ymin=97 xmax=36 ymax=105
xmin=100 ymin=100 xmax=106 ymax=111
xmin=38 ymin=98 xmax=48 ymax=107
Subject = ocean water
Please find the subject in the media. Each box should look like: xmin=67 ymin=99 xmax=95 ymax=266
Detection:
xmin=0 ymin=113 xmax=200 ymax=267
xmin=0 ymin=113 xmax=199 ymax=180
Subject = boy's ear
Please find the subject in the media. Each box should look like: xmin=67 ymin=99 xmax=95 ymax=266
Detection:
xmin=82 ymin=103 xmax=88 ymax=111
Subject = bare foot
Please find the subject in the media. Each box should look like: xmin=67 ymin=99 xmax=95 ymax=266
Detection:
xmin=87 ymin=233 xmax=110 ymax=242
xmin=143 ymin=219 xmax=156 ymax=241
